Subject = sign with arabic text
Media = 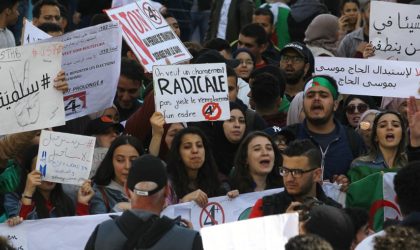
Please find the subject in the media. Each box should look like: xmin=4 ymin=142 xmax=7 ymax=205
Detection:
xmin=36 ymin=130 xmax=95 ymax=185
xmin=370 ymin=1 xmax=420 ymax=61
xmin=0 ymin=42 xmax=65 ymax=136
xmin=314 ymin=57 xmax=420 ymax=98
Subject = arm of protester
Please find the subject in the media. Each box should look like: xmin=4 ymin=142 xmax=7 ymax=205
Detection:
xmin=149 ymin=112 xmax=165 ymax=157
xmin=6 ymin=216 xmax=23 ymax=227
xmin=407 ymin=96 xmax=420 ymax=162
xmin=54 ymin=70 xmax=69 ymax=93
xmin=227 ymin=189 xmax=239 ymax=199
xmin=77 ymin=180 xmax=95 ymax=206
xmin=363 ymin=43 xmax=375 ymax=58
xmin=180 ymin=189 xmax=208 ymax=207
xmin=332 ymin=174 xmax=350 ymax=192
xmin=113 ymin=202 xmax=131 ymax=212
xmin=285 ymin=201 xmax=303 ymax=214
xmin=0 ymin=130 xmax=39 ymax=169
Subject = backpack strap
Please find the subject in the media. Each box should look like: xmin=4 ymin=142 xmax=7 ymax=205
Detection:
xmin=98 ymin=186 xmax=110 ymax=212
xmin=114 ymin=211 xmax=176 ymax=250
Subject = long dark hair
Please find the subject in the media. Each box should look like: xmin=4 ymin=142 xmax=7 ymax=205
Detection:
xmin=167 ymin=127 xmax=222 ymax=199
xmin=17 ymin=145 xmax=74 ymax=218
xmin=368 ymin=111 xmax=407 ymax=167
xmin=230 ymin=131 xmax=283 ymax=193
xmin=93 ymin=135 xmax=144 ymax=186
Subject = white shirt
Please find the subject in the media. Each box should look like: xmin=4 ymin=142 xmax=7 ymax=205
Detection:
xmin=217 ymin=0 xmax=232 ymax=39
xmin=237 ymin=78 xmax=250 ymax=108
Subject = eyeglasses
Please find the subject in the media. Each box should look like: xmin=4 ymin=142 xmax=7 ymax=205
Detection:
xmin=345 ymin=104 xmax=368 ymax=114
xmin=359 ymin=121 xmax=371 ymax=130
xmin=279 ymin=166 xmax=318 ymax=178
xmin=280 ymin=55 xmax=304 ymax=64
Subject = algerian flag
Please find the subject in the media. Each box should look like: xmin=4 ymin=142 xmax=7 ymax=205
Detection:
xmin=346 ymin=169 xmax=402 ymax=232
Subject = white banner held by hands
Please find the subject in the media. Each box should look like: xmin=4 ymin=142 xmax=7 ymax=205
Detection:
xmin=21 ymin=19 xmax=52 ymax=45
xmin=36 ymin=130 xmax=95 ymax=185
xmin=314 ymin=56 xmax=420 ymax=98
xmin=0 ymin=43 xmax=65 ymax=135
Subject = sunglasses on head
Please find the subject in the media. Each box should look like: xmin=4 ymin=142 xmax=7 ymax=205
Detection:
xmin=345 ymin=103 xmax=368 ymax=114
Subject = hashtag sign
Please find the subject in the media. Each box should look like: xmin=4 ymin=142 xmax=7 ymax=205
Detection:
xmin=41 ymin=73 xmax=50 ymax=90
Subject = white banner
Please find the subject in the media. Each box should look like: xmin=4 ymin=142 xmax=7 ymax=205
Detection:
xmin=21 ymin=19 xmax=51 ymax=45
xmin=36 ymin=130 xmax=96 ymax=185
xmin=153 ymin=63 xmax=230 ymax=123
xmin=314 ymin=56 xmax=420 ymax=98
xmin=0 ymin=43 xmax=65 ymax=135
xmin=105 ymin=0 xmax=192 ymax=72
xmin=0 ymin=213 xmax=112 ymax=250
xmin=201 ymin=213 xmax=299 ymax=250
xmin=370 ymin=1 xmax=420 ymax=61
xmin=162 ymin=188 xmax=283 ymax=229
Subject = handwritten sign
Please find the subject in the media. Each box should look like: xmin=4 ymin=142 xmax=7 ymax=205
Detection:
xmin=36 ymin=130 xmax=95 ymax=185
xmin=201 ymin=213 xmax=299 ymax=250
xmin=0 ymin=43 xmax=65 ymax=136
xmin=0 ymin=213 xmax=112 ymax=250
xmin=162 ymin=188 xmax=283 ymax=229
xmin=153 ymin=63 xmax=230 ymax=123
xmin=370 ymin=1 xmax=420 ymax=61
xmin=105 ymin=0 xmax=192 ymax=72
xmin=38 ymin=21 xmax=122 ymax=121
xmin=314 ymin=57 xmax=420 ymax=98
xmin=112 ymin=0 xmax=163 ymax=10
xmin=21 ymin=19 xmax=51 ymax=45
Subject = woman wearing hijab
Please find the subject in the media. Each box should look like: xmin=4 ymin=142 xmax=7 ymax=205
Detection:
xmin=304 ymin=14 xmax=340 ymax=57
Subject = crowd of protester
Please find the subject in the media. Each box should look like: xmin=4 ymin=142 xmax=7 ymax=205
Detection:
xmin=1 ymin=0 xmax=420 ymax=249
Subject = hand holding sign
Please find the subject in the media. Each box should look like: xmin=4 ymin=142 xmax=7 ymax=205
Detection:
xmin=77 ymin=180 xmax=95 ymax=205
xmin=9 ymin=60 xmax=41 ymax=127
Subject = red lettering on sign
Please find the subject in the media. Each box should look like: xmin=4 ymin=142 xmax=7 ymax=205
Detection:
xmin=110 ymin=11 xmax=155 ymax=65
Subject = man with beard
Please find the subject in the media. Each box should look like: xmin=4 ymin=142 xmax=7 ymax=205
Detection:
xmin=249 ymin=139 xmax=341 ymax=218
xmin=284 ymin=75 xmax=365 ymax=188
xmin=278 ymin=42 xmax=314 ymax=112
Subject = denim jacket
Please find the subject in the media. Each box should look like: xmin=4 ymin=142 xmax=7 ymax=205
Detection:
xmin=3 ymin=192 xmax=57 ymax=219
xmin=90 ymin=182 xmax=128 ymax=214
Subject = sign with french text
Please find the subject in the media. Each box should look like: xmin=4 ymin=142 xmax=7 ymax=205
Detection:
xmin=105 ymin=0 xmax=191 ymax=72
xmin=153 ymin=63 xmax=230 ymax=123
xmin=41 ymin=21 xmax=122 ymax=121
xmin=0 ymin=43 xmax=64 ymax=136
xmin=370 ymin=1 xmax=420 ymax=61
xmin=314 ymin=57 xmax=420 ymax=98
xmin=35 ymin=130 xmax=95 ymax=185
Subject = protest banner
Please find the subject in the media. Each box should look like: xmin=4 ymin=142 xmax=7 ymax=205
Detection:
xmin=153 ymin=63 xmax=230 ymax=123
xmin=370 ymin=1 xmax=420 ymax=61
xmin=105 ymin=0 xmax=192 ymax=72
xmin=162 ymin=188 xmax=283 ymax=229
xmin=38 ymin=21 xmax=122 ymax=121
xmin=201 ymin=213 xmax=299 ymax=250
xmin=0 ymin=43 xmax=65 ymax=136
xmin=314 ymin=56 xmax=420 ymax=98
xmin=21 ymin=19 xmax=51 ymax=45
xmin=35 ymin=130 xmax=95 ymax=186
xmin=0 ymin=213 xmax=112 ymax=250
